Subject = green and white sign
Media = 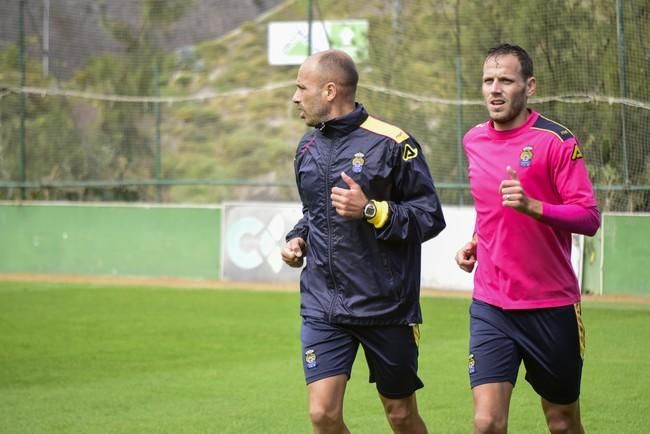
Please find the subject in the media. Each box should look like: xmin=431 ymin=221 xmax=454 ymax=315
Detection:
xmin=267 ymin=20 xmax=368 ymax=65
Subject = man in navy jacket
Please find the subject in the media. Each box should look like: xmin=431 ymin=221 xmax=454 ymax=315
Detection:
xmin=282 ymin=49 xmax=445 ymax=434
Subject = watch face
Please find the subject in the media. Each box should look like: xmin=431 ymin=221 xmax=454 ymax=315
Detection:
xmin=364 ymin=202 xmax=376 ymax=219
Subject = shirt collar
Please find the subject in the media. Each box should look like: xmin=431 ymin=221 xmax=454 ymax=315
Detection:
xmin=316 ymin=103 xmax=368 ymax=138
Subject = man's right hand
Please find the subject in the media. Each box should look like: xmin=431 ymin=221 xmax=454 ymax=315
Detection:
xmin=455 ymin=238 xmax=477 ymax=273
xmin=281 ymin=237 xmax=306 ymax=268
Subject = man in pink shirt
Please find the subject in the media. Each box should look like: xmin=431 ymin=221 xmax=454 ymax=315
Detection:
xmin=455 ymin=44 xmax=600 ymax=434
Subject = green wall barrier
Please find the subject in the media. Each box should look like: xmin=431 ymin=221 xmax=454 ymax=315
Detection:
xmin=581 ymin=213 xmax=650 ymax=296
xmin=1 ymin=203 xmax=222 ymax=279
xmin=581 ymin=230 xmax=602 ymax=295
xmin=600 ymin=214 xmax=650 ymax=295
xmin=2 ymin=204 xmax=647 ymax=296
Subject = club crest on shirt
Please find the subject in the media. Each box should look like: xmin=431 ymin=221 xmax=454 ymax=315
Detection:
xmin=519 ymin=146 xmax=534 ymax=167
xmin=305 ymin=349 xmax=317 ymax=369
xmin=351 ymin=152 xmax=365 ymax=173
xmin=468 ymin=353 xmax=476 ymax=375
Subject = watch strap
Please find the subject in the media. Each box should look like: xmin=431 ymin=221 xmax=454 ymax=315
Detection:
xmin=367 ymin=200 xmax=389 ymax=229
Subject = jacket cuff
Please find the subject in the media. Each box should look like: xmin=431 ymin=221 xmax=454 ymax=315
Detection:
xmin=368 ymin=200 xmax=389 ymax=229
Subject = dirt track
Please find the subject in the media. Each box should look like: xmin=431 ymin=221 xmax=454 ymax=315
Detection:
xmin=1 ymin=272 xmax=648 ymax=305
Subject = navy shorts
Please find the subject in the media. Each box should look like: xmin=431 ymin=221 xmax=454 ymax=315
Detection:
xmin=468 ymin=299 xmax=585 ymax=405
xmin=301 ymin=317 xmax=423 ymax=399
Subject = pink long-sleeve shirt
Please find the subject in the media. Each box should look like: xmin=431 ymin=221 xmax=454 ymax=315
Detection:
xmin=464 ymin=110 xmax=599 ymax=309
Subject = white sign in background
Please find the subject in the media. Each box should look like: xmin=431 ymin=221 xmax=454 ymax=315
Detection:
xmin=419 ymin=207 xmax=584 ymax=290
xmin=222 ymin=202 xmax=303 ymax=282
xmin=222 ymin=203 xmax=583 ymax=292
xmin=267 ymin=20 xmax=369 ymax=65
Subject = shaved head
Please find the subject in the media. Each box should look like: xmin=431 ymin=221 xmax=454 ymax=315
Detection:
xmin=292 ymin=49 xmax=358 ymax=125
xmin=308 ymin=49 xmax=358 ymax=102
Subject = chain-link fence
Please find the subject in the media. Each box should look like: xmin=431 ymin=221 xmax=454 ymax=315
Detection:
xmin=1 ymin=0 xmax=648 ymax=210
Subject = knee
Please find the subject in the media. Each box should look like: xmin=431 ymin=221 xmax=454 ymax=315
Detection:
xmin=385 ymin=405 xmax=417 ymax=431
xmin=386 ymin=408 xmax=409 ymax=429
xmin=309 ymin=404 xmax=342 ymax=429
xmin=546 ymin=416 xmax=583 ymax=434
xmin=473 ymin=413 xmax=507 ymax=434
xmin=547 ymin=418 xmax=570 ymax=434
xmin=544 ymin=403 xmax=583 ymax=434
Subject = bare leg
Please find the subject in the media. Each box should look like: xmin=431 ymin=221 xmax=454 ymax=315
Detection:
xmin=379 ymin=392 xmax=428 ymax=434
xmin=472 ymin=382 xmax=513 ymax=434
xmin=542 ymin=398 xmax=585 ymax=434
xmin=307 ymin=374 xmax=351 ymax=434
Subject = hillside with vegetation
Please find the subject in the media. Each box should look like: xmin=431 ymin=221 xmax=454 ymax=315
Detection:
xmin=0 ymin=0 xmax=648 ymax=210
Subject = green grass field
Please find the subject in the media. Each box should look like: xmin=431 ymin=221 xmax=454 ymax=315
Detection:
xmin=1 ymin=281 xmax=648 ymax=433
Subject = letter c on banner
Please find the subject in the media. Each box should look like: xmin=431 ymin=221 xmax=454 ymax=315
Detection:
xmin=226 ymin=217 xmax=264 ymax=270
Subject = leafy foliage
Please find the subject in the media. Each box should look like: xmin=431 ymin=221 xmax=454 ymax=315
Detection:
xmin=0 ymin=0 xmax=647 ymax=209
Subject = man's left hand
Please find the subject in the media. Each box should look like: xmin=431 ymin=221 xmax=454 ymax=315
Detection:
xmin=331 ymin=172 xmax=368 ymax=219
xmin=499 ymin=166 xmax=542 ymax=218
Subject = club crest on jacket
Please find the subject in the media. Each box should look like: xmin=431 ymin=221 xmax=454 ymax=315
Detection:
xmin=352 ymin=152 xmax=365 ymax=173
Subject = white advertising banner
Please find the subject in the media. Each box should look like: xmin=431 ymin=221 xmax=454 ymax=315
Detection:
xmin=420 ymin=206 xmax=475 ymax=291
xmin=221 ymin=203 xmax=583 ymax=291
xmin=267 ymin=20 xmax=369 ymax=65
xmin=222 ymin=202 xmax=303 ymax=282
xmin=420 ymin=206 xmax=584 ymax=291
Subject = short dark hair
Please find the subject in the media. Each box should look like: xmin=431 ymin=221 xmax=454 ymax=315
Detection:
xmin=486 ymin=43 xmax=534 ymax=79
xmin=316 ymin=49 xmax=358 ymax=100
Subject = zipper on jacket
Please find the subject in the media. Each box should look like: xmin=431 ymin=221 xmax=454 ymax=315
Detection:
xmin=325 ymin=136 xmax=339 ymax=321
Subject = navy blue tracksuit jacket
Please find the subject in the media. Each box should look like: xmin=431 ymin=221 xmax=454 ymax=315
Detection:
xmin=286 ymin=104 xmax=446 ymax=325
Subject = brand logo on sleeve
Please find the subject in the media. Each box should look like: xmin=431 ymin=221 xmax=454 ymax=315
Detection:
xmin=402 ymin=143 xmax=418 ymax=161
xmin=571 ymin=144 xmax=584 ymax=160
xmin=519 ymin=146 xmax=534 ymax=167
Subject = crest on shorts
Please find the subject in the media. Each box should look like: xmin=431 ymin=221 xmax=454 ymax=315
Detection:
xmin=519 ymin=146 xmax=534 ymax=167
xmin=468 ymin=353 xmax=476 ymax=375
xmin=305 ymin=349 xmax=317 ymax=369
xmin=351 ymin=152 xmax=365 ymax=173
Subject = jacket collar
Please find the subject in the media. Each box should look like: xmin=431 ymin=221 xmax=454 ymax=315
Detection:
xmin=315 ymin=103 xmax=368 ymax=138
